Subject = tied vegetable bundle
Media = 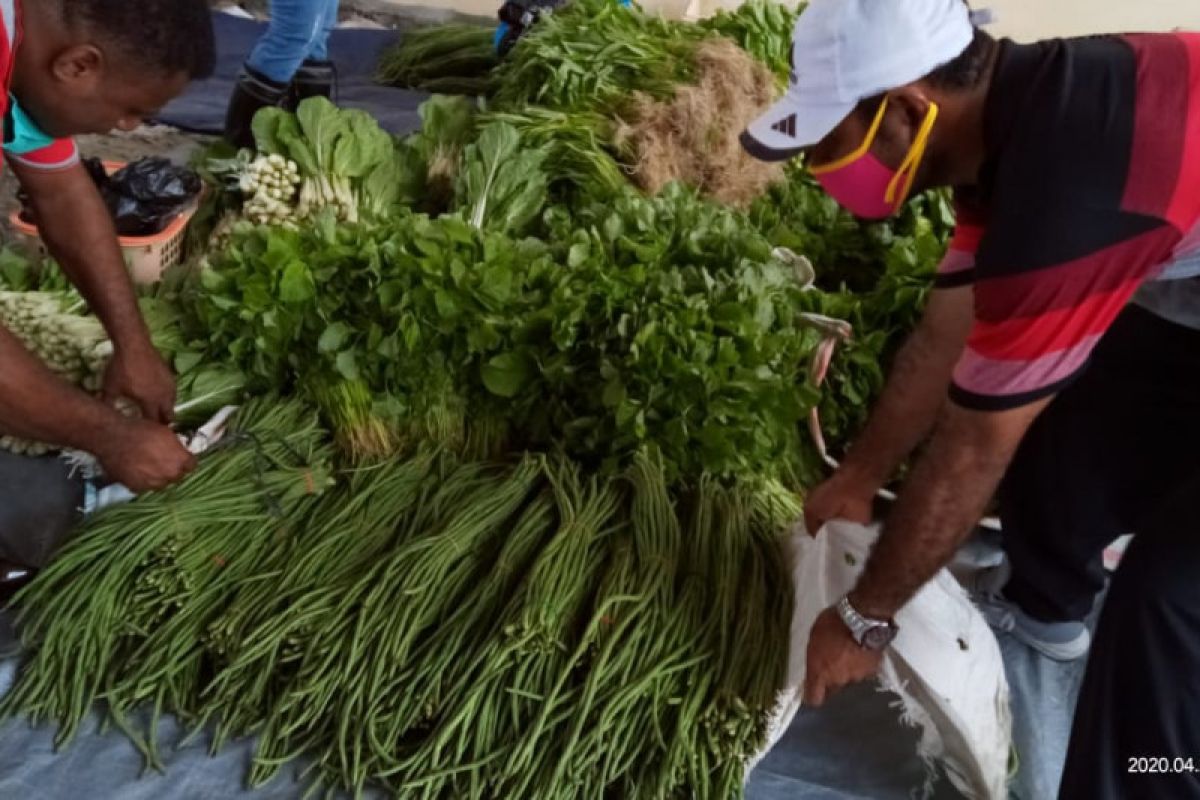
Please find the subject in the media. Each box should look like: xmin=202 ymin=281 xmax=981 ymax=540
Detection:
xmin=4 ymin=420 xmax=795 ymax=797
xmin=205 ymin=97 xmax=425 ymax=236
xmin=490 ymin=0 xmax=789 ymax=205
xmin=1 ymin=398 xmax=335 ymax=751
xmin=375 ymin=23 xmax=498 ymax=96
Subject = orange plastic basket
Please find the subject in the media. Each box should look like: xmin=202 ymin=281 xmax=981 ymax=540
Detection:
xmin=7 ymin=160 xmax=198 ymax=285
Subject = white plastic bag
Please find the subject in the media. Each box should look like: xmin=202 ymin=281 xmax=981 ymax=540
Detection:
xmin=754 ymin=520 xmax=1012 ymax=800
xmin=76 ymin=406 xmax=240 ymax=514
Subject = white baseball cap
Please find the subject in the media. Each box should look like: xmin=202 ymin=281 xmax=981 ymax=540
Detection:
xmin=741 ymin=0 xmax=974 ymax=161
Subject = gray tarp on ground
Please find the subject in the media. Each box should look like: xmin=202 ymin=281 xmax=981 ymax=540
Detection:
xmin=0 ymin=618 xmax=954 ymax=800
xmin=0 ymin=598 xmax=1084 ymax=800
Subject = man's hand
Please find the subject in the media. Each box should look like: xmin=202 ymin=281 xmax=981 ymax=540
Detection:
xmin=803 ymin=468 xmax=876 ymax=535
xmin=103 ymin=343 xmax=177 ymax=424
xmin=803 ymin=606 xmax=883 ymax=707
xmin=93 ymin=417 xmax=196 ymax=493
xmin=10 ymin=158 xmax=175 ymax=421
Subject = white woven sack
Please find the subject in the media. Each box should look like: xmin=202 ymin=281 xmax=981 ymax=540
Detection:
xmin=751 ymin=520 xmax=1012 ymax=800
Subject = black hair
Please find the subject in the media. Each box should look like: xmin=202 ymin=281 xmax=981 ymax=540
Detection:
xmin=853 ymin=27 xmax=996 ymax=119
xmin=58 ymin=0 xmax=217 ymax=80
xmin=925 ymin=26 xmax=997 ymax=90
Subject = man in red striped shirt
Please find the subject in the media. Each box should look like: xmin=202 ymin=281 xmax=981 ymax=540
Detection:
xmin=0 ymin=0 xmax=213 ymax=493
xmin=743 ymin=0 xmax=1200 ymax=795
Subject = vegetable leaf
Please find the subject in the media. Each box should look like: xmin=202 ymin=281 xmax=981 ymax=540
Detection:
xmin=481 ymin=350 xmax=533 ymax=398
xmin=457 ymin=122 xmax=549 ymax=235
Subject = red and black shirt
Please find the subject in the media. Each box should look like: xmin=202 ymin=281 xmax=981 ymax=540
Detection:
xmin=0 ymin=0 xmax=79 ymax=171
xmin=937 ymin=33 xmax=1200 ymax=411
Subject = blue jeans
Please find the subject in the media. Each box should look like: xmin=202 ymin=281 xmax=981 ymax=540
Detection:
xmin=246 ymin=0 xmax=339 ymax=84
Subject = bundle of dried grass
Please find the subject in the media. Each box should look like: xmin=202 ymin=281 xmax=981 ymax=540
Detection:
xmin=614 ymin=37 xmax=786 ymax=207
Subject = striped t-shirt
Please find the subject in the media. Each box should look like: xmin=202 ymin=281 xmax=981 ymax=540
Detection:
xmin=935 ymin=33 xmax=1200 ymax=411
xmin=0 ymin=0 xmax=79 ymax=171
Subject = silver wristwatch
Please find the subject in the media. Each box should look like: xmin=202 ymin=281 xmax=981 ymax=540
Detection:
xmin=836 ymin=596 xmax=899 ymax=651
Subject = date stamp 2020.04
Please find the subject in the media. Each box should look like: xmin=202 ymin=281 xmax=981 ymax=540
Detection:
xmin=1128 ymin=757 xmax=1200 ymax=775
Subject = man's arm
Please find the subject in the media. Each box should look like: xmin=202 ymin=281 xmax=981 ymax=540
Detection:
xmin=9 ymin=157 xmax=176 ymax=422
xmin=804 ymin=285 xmax=974 ymax=529
xmin=803 ymin=398 xmax=1047 ymax=705
xmin=841 ymin=285 xmax=975 ymax=482
xmin=0 ymin=323 xmax=124 ymax=446
xmin=849 ymin=398 xmax=1047 ymax=618
xmin=0 ymin=322 xmax=195 ymax=491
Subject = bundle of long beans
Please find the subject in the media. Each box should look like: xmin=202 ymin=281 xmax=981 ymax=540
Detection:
xmin=0 ymin=398 xmax=333 ymax=757
xmin=5 ymin=433 xmax=795 ymax=799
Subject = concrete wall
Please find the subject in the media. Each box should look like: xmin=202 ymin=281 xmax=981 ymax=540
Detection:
xmin=982 ymin=0 xmax=1200 ymax=41
xmin=365 ymin=0 xmax=1200 ymax=38
xmin=681 ymin=0 xmax=1200 ymax=32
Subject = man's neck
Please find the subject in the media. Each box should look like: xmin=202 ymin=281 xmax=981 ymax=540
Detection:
xmin=930 ymin=45 xmax=1003 ymax=189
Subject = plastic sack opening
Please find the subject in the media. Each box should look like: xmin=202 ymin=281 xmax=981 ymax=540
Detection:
xmin=18 ymin=157 xmax=201 ymax=237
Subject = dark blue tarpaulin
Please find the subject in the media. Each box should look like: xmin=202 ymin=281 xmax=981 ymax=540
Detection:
xmin=156 ymin=12 xmax=429 ymax=136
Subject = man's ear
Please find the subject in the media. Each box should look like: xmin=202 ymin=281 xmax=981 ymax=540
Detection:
xmin=50 ymin=44 xmax=103 ymax=88
xmin=880 ymin=85 xmax=933 ymax=146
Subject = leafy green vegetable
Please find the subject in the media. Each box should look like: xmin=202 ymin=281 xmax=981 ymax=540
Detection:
xmin=699 ymin=0 xmax=800 ymax=84
xmin=333 ymin=109 xmax=395 ymax=178
xmin=748 ymin=163 xmax=953 ymax=444
xmin=178 ymin=183 xmax=838 ymax=482
xmin=479 ymin=107 xmax=627 ymax=202
xmin=491 ymin=0 xmax=708 ymax=113
xmin=456 ymin=121 xmax=549 ymax=234
xmin=376 ymin=23 xmax=498 ymax=93
xmin=0 ymin=247 xmax=69 ymax=293
xmin=246 ymin=98 xmax=408 ymax=224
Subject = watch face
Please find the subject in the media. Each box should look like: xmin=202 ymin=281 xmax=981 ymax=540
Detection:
xmin=862 ymin=624 xmax=897 ymax=651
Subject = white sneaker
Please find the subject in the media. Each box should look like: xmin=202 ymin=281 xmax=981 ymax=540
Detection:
xmin=974 ymin=587 xmax=1091 ymax=662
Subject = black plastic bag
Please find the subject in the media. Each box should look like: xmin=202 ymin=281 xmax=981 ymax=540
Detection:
xmin=104 ymin=158 xmax=202 ymax=237
xmin=17 ymin=156 xmax=201 ymax=237
xmin=15 ymin=156 xmax=110 ymax=226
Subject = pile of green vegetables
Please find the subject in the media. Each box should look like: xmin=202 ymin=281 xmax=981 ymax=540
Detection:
xmin=5 ymin=400 xmax=793 ymax=798
xmin=373 ymin=0 xmax=800 ymax=206
xmin=378 ymin=0 xmax=798 ymax=97
xmin=0 ymin=1 xmax=958 ymax=797
xmin=177 ymin=135 xmax=950 ymax=480
xmin=169 ymin=182 xmax=835 ymax=488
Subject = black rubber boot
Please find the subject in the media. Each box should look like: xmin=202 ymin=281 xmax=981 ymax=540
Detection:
xmin=224 ymin=65 xmax=289 ymax=149
xmin=0 ymin=561 xmax=34 ymax=606
xmin=288 ymin=59 xmax=337 ymax=108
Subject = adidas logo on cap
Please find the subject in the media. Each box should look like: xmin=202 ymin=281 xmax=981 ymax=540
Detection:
xmin=770 ymin=114 xmax=797 ymax=138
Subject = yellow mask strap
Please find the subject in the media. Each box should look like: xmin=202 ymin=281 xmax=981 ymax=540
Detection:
xmin=809 ymin=97 xmax=889 ymax=175
xmin=885 ymin=101 xmax=940 ymax=207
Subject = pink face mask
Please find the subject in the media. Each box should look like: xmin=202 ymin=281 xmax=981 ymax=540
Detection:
xmin=810 ymin=97 xmax=939 ymax=220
